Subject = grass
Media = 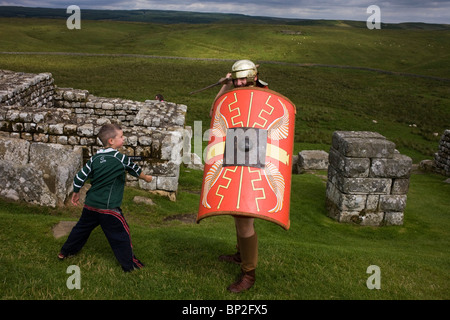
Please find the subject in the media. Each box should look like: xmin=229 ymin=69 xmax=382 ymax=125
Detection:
xmin=0 ymin=168 xmax=449 ymax=300
xmin=0 ymin=53 xmax=447 ymax=161
xmin=0 ymin=16 xmax=449 ymax=301
xmin=0 ymin=19 xmax=448 ymax=163
xmin=0 ymin=18 xmax=448 ymax=76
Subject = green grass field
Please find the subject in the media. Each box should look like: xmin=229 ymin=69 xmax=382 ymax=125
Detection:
xmin=0 ymin=17 xmax=448 ymax=161
xmin=1 ymin=169 xmax=449 ymax=300
xmin=0 ymin=15 xmax=449 ymax=301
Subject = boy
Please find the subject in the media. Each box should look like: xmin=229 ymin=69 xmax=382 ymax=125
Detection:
xmin=58 ymin=123 xmax=153 ymax=272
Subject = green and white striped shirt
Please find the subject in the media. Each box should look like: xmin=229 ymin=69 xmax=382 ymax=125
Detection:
xmin=74 ymin=148 xmax=142 ymax=209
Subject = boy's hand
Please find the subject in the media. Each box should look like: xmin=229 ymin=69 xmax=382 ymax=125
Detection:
xmin=71 ymin=192 xmax=80 ymax=206
xmin=139 ymin=172 xmax=153 ymax=183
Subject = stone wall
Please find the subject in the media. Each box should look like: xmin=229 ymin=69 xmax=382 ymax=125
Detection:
xmin=0 ymin=70 xmax=54 ymax=108
xmin=0 ymin=137 xmax=82 ymax=207
xmin=0 ymin=69 xmax=189 ymax=206
xmin=326 ymin=131 xmax=412 ymax=226
xmin=434 ymin=129 xmax=450 ymax=176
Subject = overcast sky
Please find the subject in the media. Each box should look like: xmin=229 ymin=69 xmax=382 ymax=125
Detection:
xmin=2 ymin=0 xmax=450 ymax=24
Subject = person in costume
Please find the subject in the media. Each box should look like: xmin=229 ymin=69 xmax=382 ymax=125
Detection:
xmin=213 ymin=60 xmax=268 ymax=293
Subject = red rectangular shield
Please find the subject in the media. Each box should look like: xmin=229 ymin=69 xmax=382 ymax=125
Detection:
xmin=197 ymin=87 xmax=296 ymax=230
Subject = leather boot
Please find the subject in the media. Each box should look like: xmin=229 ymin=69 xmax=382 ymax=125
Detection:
xmin=227 ymin=269 xmax=256 ymax=293
xmin=227 ymin=233 xmax=258 ymax=293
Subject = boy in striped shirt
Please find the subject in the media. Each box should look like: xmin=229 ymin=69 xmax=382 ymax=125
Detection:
xmin=58 ymin=123 xmax=153 ymax=272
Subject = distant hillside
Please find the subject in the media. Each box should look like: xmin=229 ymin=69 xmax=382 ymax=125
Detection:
xmin=2 ymin=6 xmax=305 ymax=24
xmin=1 ymin=6 xmax=449 ymax=30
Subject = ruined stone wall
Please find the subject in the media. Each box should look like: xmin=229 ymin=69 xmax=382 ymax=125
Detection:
xmin=434 ymin=129 xmax=450 ymax=177
xmin=0 ymin=137 xmax=82 ymax=207
xmin=326 ymin=131 xmax=412 ymax=226
xmin=0 ymin=69 xmax=188 ymax=206
xmin=0 ymin=70 xmax=54 ymax=108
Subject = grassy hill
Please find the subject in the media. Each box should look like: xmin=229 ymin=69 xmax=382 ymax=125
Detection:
xmin=0 ymin=15 xmax=448 ymax=161
xmin=0 ymin=9 xmax=449 ymax=302
xmin=1 ymin=5 xmax=450 ymax=29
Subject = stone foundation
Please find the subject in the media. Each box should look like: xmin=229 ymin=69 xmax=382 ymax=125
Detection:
xmin=434 ymin=129 xmax=450 ymax=176
xmin=326 ymin=131 xmax=412 ymax=226
xmin=0 ymin=69 xmax=189 ymax=206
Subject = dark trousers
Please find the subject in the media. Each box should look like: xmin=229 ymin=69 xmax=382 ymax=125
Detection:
xmin=60 ymin=205 xmax=144 ymax=272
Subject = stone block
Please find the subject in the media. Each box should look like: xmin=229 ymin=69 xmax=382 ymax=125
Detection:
xmin=0 ymin=161 xmax=56 ymax=207
xmin=391 ymin=179 xmax=410 ymax=195
xmin=134 ymin=146 xmax=151 ymax=159
xmin=370 ymin=154 xmax=412 ymax=178
xmin=328 ymin=166 xmax=391 ymax=194
xmin=156 ymin=176 xmax=179 ymax=192
xmin=332 ymin=131 xmax=395 ymax=159
xmin=379 ymin=195 xmax=407 ymax=212
xmin=365 ymin=194 xmax=380 ymax=211
xmin=149 ymin=160 xmax=180 ymax=177
xmin=64 ymin=124 xmax=77 ymax=135
xmin=29 ymin=143 xmax=83 ymax=206
xmin=297 ymin=150 xmax=329 ymax=172
xmin=384 ymin=212 xmax=404 ymax=226
xmin=161 ymin=130 xmax=183 ymax=164
xmin=328 ymin=147 xmax=370 ymax=177
xmin=49 ymin=123 xmax=64 ymax=135
xmin=326 ymin=182 xmax=367 ymax=211
xmin=138 ymin=135 xmax=152 ymax=146
xmin=126 ymin=135 xmax=138 ymax=147
xmin=0 ymin=137 xmax=30 ymax=165
xmin=138 ymin=176 xmax=157 ymax=191
xmin=77 ymin=124 xmax=94 ymax=137
xmin=34 ymin=133 xmax=48 ymax=143
xmin=0 ymin=121 xmax=12 ymax=132
xmin=102 ymin=102 xmax=115 ymax=110
xmin=337 ymin=210 xmax=384 ymax=226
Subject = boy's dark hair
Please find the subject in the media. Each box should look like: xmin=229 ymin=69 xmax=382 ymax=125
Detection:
xmin=98 ymin=123 xmax=122 ymax=147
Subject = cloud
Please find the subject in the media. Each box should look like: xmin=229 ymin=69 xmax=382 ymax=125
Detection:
xmin=2 ymin=0 xmax=449 ymax=23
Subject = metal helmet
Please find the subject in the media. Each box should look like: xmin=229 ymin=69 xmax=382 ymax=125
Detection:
xmin=231 ymin=59 xmax=258 ymax=84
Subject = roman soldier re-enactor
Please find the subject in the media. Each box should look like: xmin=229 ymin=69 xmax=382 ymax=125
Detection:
xmin=199 ymin=59 xmax=295 ymax=293
xmin=212 ymin=60 xmax=268 ymax=293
